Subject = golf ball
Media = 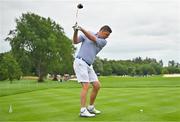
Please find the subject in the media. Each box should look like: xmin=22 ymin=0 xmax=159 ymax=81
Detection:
xmin=140 ymin=109 xmax=143 ymax=112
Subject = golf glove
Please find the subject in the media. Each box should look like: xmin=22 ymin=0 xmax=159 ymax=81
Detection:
xmin=72 ymin=23 xmax=81 ymax=31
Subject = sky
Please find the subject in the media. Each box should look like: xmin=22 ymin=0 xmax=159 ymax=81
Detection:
xmin=0 ymin=0 xmax=180 ymax=66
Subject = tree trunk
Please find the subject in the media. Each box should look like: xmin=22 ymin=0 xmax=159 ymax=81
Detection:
xmin=37 ymin=63 xmax=44 ymax=82
xmin=38 ymin=75 xmax=44 ymax=82
xmin=38 ymin=70 xmax=44 ymax=82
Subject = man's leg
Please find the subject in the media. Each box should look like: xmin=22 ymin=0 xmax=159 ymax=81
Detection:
xmin=73 ymin=59 xmax=95 ymax=117
xmin=80 ymin=82 xmax=95 ymax=117
xmin=81 ymin=82 xmax=90 ymax=107
xmin=90 ymin=81 xmax=101 ymax=105
xmin=87 ymin=81 xmax=101 ymax=114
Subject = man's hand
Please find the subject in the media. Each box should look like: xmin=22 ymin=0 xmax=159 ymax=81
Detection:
xmin=72 ymin=22 xmax=81 ymax=44
xmin=72 ymin=23 xmax=81 ymax=31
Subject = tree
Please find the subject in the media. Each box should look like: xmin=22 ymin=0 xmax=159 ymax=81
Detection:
xmin=101 ymin=59 xmax=112 ymax=76
xmin=140 ymin=64 xmax=156 ymax=76
xmin=159 ymin=60 xmax=163 ymax=67
xmin=168 ymin=60 xmax=176 ymax=67
xmin=127 ymin=67 xmax=136 ymax=76
xmin=0 ymin=53 xmax=7 ymax=81
xmin=166 ymin=66 xmax=180 ymax=74
xmin=150 ymin=62 xmax=162 ymax=75
xmin=6 ymin=12 xmax=75 ymax=82
xmin=119 ymin=64 xmax=128 ymax=76
xmin=103 ymin=63 xmax=112 ymax=76
xmin=135 ymin=66 xmax=143 ymax=76
xmin=161 ymin=68 xmax=169 ymax=74
xmin=0 ymin=52 xmax=22 ymax=82
xmin=133 ymin=57 xmax=142 ymax=64
xmin=93 ymin=57 xmax=104 ymax=75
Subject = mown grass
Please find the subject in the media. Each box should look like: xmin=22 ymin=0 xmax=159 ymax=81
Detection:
xmin=0 ymin=80 xmax=79 ymax=97
xmin=100 ymin=76 xmax=180 ymax=88
xmin=0 ymin=76 xmax=180 ymax=121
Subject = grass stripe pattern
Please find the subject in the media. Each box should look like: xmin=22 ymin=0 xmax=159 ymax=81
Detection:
xmin=0 ymin=76 xmax=180 ymax=121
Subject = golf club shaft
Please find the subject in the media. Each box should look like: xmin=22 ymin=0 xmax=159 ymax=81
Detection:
xmin=75 ymin=8 xmax=79 ymax=24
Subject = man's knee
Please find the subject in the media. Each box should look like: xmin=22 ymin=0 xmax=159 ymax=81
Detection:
xmin=82 ymin=82 xmax=90 ymax=90
xmin=93 ymin=81 xmax=101 ymax=90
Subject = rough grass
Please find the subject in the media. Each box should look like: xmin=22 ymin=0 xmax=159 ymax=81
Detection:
xmin=0 ymin=76 xmax=180 ymax=121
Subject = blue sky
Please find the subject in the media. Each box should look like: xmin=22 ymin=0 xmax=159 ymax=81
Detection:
xmin=0 ymin=0 xmax=180 ymax=65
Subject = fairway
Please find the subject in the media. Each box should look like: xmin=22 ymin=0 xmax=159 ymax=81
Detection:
xmin=0 ymin=76 xmax=180 ymax=121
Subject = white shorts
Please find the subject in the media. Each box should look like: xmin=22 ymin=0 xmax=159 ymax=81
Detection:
xmin=73 ymin=58 xmax=98 ymax=83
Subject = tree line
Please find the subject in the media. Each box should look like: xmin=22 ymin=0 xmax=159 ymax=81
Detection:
xmin=93 ymin=57 xmax=180 ymax=76
xmin=1 ymin=52 xmax=180 ymax=82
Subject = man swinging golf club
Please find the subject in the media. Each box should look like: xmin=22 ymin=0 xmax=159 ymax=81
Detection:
xmin=72 ymin=3 xmax=112 ymax=118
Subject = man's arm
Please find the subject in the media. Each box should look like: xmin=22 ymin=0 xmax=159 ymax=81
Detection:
xmin=73 ymin=29 xmax=80 ymax=44
xmin=80 ymin=27 xmax=97 ymax=42
xmin=72 ymin=25 xmax=97 ymax=44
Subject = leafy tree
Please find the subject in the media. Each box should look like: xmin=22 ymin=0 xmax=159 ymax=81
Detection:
xmin=140 ymin=64 xmax=156 ymax=76
xmin=0 ymin=52 xmax=22 ymax=82
xmin=111 ymin=61 xmax=119 ymax=75
xmin=159 ymin=60 xmax=163 ymax=67
xmin=0 ymin=53 xmax=7 ymax=81
xmin=127 ymin=67 xmax=136 ymax=76
xmin=135 ymin=66 xmax=143 ymax=76
xmin=102 ymin=60 xmax=112 ymax=76
xmin=150 ymin=62 xmax=162 ymax=75
xmin=133 ymin=57 xmax=143 ymax=64
xmin=168 ymin=60 xmax=176 ymax=67
xmin=161 ymin=68 xmax=169 ymax=74
xmin=166 ymin=66 xmax=180 ymax=74
xmin=93 ymin=57 xmax=104 ymax=75
xmin=6 ymin=12 xmax=75 ymax=82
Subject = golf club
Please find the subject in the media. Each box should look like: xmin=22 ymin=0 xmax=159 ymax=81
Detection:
xmin=74 ymin=3 xmax=83 ymax=28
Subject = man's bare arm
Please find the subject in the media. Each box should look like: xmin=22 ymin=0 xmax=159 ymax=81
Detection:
xmin=73 ymin=26 xmax=97 ymax=44
xmin=73 ymin=29 xmax=80 ymax=44
xmin=80 ymin=27 xmax=97 ymax=42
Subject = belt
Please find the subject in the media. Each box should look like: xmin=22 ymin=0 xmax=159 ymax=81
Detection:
xmin=76 ymin=56 xmax=91 ymax=66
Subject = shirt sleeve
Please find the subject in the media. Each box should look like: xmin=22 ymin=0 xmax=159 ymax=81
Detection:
xmin=96 ymin=38 xmax=107 ymax=48
xmin=79 ymin=34 xmax=85 ymax=42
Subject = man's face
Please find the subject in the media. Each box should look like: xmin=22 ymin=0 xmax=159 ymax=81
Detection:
xmin=99 ymin=31 xmax=111 ymax=39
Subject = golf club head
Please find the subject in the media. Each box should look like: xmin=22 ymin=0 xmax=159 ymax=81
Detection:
xmin=77 ymin=3 xmax=83 ymax=9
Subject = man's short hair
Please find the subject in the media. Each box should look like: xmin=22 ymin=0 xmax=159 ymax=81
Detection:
xmin=100 ymin=25 xmax=112 ymax=33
